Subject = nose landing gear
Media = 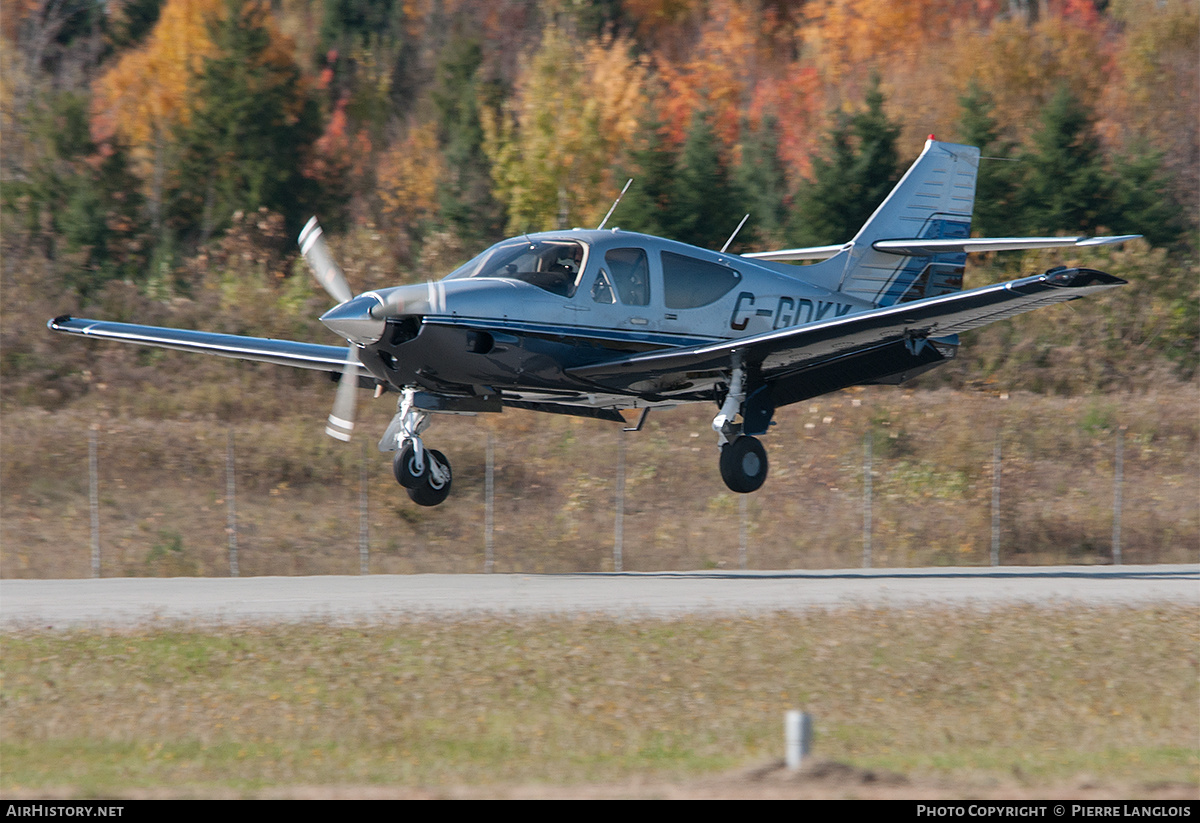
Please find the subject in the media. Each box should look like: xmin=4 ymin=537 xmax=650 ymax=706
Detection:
xmin=386 ymin=388 xmax=454 ymax=506
xmin=394 ymin=445 xmax=452 ymax=506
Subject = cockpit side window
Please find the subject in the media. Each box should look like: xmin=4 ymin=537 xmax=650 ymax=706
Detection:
xmin=605 ymin=248 xmax=650 ymax=306
xmin=591 ymin=269 xmax=616 ymax=304
xmin=443 ymin=239 xmax=587 ymax=298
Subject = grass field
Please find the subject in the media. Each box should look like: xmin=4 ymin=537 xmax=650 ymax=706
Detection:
xmin=2 ymin=386 xmax=1197 ymax=578
xmin=2 ymin=606 xmax=1196 ymax=798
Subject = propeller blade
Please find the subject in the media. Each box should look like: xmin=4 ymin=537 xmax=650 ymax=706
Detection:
xmin=325 ymin=347 xmax=360 ymax=442
xmin=299 ymin=217 xmax=353 ymax=305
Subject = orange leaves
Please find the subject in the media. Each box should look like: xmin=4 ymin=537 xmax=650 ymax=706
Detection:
xmin=483 ymin=25 xmax=648 ymax=232
xmin=76 ymin=0 xmax=1188 ymax=245
xmin=92 ymin=0 xmax=307 ymax=181
xmin=305 ymin=98 xmax=373 ymax=209
xmin=949 ymin=11 xmax=1111 ymax=145
xmin=92 ymin=0 xmax=223 ymax=169
xmin=582 ymin=32 xmax=649 ymax=157
xmin=656 ymin=0 xmax=760 ymax=151
xmin=749 ymin=66 xmax=822 ymax=180
xmin=377 ymin=122 xmax=443 ymax=225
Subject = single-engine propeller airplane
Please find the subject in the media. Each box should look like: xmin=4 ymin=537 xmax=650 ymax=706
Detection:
xmin=50 ymin=139 xmax=1136 ymax=506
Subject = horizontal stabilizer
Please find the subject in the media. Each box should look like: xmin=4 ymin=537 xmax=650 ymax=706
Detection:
xmin=748 ymin=234 xmax=1141 ymax=262
xmin=872 ymin=234 xmax=1142 ymax=256
xmin=742 ymin=244 xmax=847 ymax=262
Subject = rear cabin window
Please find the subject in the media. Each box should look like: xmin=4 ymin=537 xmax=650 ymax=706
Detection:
xmin=661 ymin=251 xmax=742 ymax=309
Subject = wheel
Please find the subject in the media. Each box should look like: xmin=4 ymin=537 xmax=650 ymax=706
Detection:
xmin=393 ymin=442 xmax=427 ymax=488
xmin=407 ymin=449 xmax=452 ymax=507
xmin=719 ymin=436 xmax=768 ymax=493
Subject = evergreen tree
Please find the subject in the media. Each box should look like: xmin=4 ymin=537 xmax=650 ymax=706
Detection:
xmin=61 ymin=139 xmax=148 ymax=293
xmin=789 ymin=75 xmax=901 ymax=246
xmin=106 ymin=0 xmax=167 ymax=52
xmin=1110 ymin=141 xmax=1181 ymax=248
xmin=431 ymin=33 xmax=506 ymax=245
xmin=169 ymin=0 xmax=321 ymax=245
xmin=1018 ymin=84 xmax=1113 ymax=235
xmin=4 ymin=90 xmax=148 ymax=295
xmin=319 ymin=0 xmax=403 ymax=52
xmin=957 ymin=80 xmax=1020 ymax=237
xmin=614 ymin=110 xmax=678 ymax=238
xmin=735 ymin=113 xmax=789 ymax=248
xmin=668 ymin=110 xmax=741 ymax=249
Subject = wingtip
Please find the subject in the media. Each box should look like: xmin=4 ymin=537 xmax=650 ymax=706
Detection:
xmin=1076 ymin=234 xmax=1143 ymax=247
xmin=1044 ymin=267 xmax=1127 ymax=288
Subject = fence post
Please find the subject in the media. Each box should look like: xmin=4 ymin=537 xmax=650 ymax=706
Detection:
xmin=739 ymin=494 xmax=748 ymax=570
xmin=359 ymin=441 xmax=369 ymax=575
xmin=991 ymin=433 xmax=1001 ymax=567
xmin=226 ymin=430 xmax=239 ymax=577
xmin=89 ymin=425 xmax=100 ymax=578
xmin=863 ymin=432 xmax=872 ymax=568
xmin=1112 ymin=426 xmax=1125 ymax=565
xmin=485 ymin=432 xmax=494 ymax=574
xmin=614 ymin=429 xmax=625 ymax=573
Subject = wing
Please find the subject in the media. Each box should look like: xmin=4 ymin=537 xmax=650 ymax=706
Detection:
xmin=566 ymin=268 xmax=1124 ymax=392
xmin=46 ymin=316 xmax=370 ymax=377
xmin=744 ymin=234 xmax=1141 ymax=262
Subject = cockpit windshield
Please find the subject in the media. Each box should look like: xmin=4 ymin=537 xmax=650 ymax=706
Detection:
xmin=443 ymin=238 xmax=588 ymax=298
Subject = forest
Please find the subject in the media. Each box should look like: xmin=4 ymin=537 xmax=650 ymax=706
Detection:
xmin=1 ymin=1 xmax=1198 ymax=577
xmin=2 ymin=0 xmax=1198 ymax=401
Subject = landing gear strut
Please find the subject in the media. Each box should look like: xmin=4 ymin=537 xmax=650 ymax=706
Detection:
xmin=386 ymin=388 xmax=453 ymax=506
xmin=712 ymin=351 xmax=769 ymax=494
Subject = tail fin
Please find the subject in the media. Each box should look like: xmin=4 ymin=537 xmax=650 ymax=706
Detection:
xmin=838 ymin=139 xmax=979 ymax=307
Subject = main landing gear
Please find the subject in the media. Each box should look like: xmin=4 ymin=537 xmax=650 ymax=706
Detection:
xmin=387 ymin=388 xmax=453 ymax=506
xmin=712 ymin=352 xmax=769 ymax=494
xmin=719 ymin=435 xmax=768 ymax=493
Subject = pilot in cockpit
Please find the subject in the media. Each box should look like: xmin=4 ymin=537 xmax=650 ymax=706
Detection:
xmin=542 ymin=244 xmax=583 ymax=296
xmin=549 ymin=245 xmax=582 ymax=275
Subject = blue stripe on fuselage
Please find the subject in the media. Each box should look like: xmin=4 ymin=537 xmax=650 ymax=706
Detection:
xmin=423 ymin=315 xmax=722 ymax=350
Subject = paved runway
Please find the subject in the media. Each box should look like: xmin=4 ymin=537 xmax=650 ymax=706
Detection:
xmin=2 ymin=565 xmax=1196 ymax=629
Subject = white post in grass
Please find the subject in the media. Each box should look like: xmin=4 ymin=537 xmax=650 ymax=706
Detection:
xmin=785 ymin=710 xmax=812 ymax=770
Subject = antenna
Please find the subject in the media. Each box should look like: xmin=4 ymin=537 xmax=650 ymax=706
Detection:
xmin=597 ymin=178 xmax=633 ymax=230
xmin=720 ymin=214 xmax=750 ymax=254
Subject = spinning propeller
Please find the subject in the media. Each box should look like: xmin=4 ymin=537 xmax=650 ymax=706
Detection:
xmin=299 ymin=217 xmax=360 ymax=442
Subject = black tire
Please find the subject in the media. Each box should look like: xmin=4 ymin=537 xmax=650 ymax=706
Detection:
xmin=407 ymin=449 xmax=452 ymax=506
xmin=719 ymin=436 xmax=768 ymax=493
xmin=393 ymin=443 xmax=427 ymax=488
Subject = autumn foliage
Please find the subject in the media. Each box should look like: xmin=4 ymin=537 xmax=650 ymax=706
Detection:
xmin=1 ymin=0 xmax=1196 ymax=394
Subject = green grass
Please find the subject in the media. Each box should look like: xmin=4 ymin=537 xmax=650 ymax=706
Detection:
xmin=2 ymin=606 xmax=1196 ymax=796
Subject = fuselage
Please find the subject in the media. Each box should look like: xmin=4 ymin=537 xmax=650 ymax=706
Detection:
xmin=340 ymin=229 xmax=874 ymax=405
